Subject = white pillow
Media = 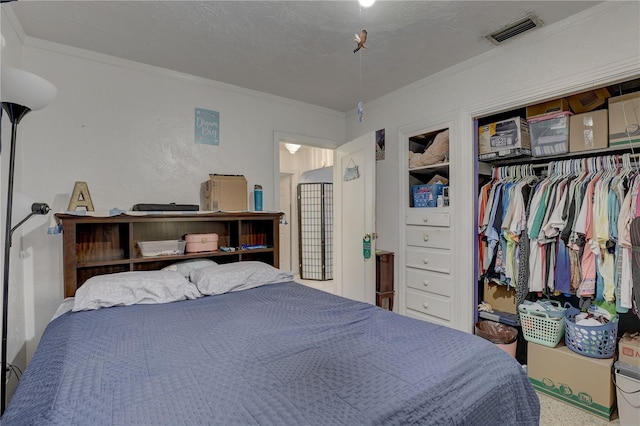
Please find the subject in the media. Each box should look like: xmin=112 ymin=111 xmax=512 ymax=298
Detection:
xmin=161 ymin=258 xmax=217 ymax=278
xmin=190 ymin=261 xmax=294 ymax=296
xmin=73 ymin=271 xmax=202 ymax=312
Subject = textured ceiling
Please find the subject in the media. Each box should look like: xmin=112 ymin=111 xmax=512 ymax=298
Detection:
xmin=7 ymin=1 xmax=602 ymax=112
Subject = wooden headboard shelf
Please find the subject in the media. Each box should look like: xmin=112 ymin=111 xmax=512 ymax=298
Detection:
xmin=56 ymin=212 xmax=282 ymax=298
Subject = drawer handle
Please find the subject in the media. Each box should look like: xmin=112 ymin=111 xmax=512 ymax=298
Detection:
xmin=423 ymin=258 xmax=429 ymax=264
xmin=423 ymin=217 xmax=429 ymax=223
xmin=423 ymin=280 xmax=429 ymax=286
xmin=423 ymin=303 xmax=429 ymax=309
xmin=423 ymin=233 xmax=429 ymax=241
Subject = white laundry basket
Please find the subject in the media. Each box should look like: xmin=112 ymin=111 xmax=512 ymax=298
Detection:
xmin=614 ymin=362 xmax=640 ymax=426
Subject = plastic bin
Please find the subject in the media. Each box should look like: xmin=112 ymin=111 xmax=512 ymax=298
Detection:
xmin=614 ymin=362 xmax=640 ymax=426
xmin=527 ymin=111 xmax=572 ymax=157
xmin=138 ymin=240 xmax=186 ymax=257
xmin=564 ymin=305 xmax=618 ymax=358
xmin=518 ymin=300 xmax=566 ymax=347
xmin=185 ymin=233 xmax=219 ymax=253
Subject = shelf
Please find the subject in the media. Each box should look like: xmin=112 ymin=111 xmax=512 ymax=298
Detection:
xmin=57 ymin=212 xmax=282 ymax=297
xmin=480 ymin=139 xmax=640 ymax=168
xmin=409 ymin=161 xmax=450 ymax=174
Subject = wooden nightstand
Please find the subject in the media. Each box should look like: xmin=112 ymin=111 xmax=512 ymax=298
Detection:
xmin=376 ymin=250 xmax=395 ymax=311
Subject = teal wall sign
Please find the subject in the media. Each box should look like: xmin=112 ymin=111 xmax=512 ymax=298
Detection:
xmin=195 ymin=108 xmax=219 ymax=145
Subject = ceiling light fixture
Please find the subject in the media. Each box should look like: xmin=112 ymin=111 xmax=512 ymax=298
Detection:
xmin=284 ymin=143 xmax=301 ymax=154
xmin=359 ymin=0 xmax=376 ymax=7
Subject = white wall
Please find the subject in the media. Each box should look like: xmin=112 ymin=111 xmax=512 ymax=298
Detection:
xmin=13 ymin=37 xmax=345 ymax=361
xmin=345 ymin=1 xmax=640 ymax=331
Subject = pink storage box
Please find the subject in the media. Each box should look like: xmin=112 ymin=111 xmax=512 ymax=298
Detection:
xmin=185 ymin=233 xmax=218 ymax=253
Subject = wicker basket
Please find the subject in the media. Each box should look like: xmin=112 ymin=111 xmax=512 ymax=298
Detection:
xmin=519 ymin=303 xmax=565 ymax=348
xmin=565 ymin=306 xmax=618 ymax=359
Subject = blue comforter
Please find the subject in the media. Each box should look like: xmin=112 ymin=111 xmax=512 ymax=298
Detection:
xmin=3 ymin=282 xmax=539 ymax=425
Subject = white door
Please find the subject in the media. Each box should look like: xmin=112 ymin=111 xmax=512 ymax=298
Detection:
xmin=333 ymin=132 xmax=376 ymax=304
xmin=279 ymin=174 xmax=292 ymax=271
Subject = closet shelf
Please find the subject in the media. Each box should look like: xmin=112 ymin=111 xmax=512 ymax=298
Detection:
xmin=409 ymin=162 xmax=450 ymax=174
xmin=483 ymin=142 xmax=640 ymax=167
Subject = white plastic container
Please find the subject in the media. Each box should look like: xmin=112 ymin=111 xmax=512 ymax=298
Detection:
xmin=138 ymin=240 xmax=186 ymax=257
xmin=614 ymin=362 xmax=640 ymax=426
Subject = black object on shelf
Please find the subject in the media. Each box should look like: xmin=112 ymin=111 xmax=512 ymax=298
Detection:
xmin=132 ymin=203 xmax=199 ymax=211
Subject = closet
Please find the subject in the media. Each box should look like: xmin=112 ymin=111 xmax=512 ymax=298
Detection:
xmin=475 ymin=79 xmax=640 ymax=353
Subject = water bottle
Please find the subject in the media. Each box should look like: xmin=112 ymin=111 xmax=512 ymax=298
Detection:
xmin=254 ymin=185 xmax=263 ymax=211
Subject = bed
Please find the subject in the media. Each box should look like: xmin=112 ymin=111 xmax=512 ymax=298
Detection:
xmin=2 ymin=261 xmax=539 ymax=425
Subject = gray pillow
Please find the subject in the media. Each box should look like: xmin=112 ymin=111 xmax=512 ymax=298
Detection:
xmin=73 ymin=270 xmax=202 ymax=312
xmin=161 ymin=258 xmax=217 ymax=278
xmin=190 ymin=261 xmax=293 ymax=296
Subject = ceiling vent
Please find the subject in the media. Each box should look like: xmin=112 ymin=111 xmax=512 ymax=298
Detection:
xmin=485 ymin=14 xmax=544 ymax=45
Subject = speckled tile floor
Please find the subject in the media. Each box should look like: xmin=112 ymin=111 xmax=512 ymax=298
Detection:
xmin=538 ymin=392 xmax=621 ymax=426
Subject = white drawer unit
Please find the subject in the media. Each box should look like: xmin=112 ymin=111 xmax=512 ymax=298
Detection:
xmin=405 ymin=225 xmax=451 ymax=249
xmin=405 ymin=289 xmax=451 ymax=321
xmin=404 ymin=126 xmax=454 ymax=329
xmin=405 ymin=267 xmax=451 ymax=297
xmin=406 ymin=209 xmax=450 ymax=227
xmin=405 ymin=246 xmax=451 ymax=274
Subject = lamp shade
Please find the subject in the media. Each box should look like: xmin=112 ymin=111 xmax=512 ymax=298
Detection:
xmin=1 ymin=67 xmax=57 ymax=111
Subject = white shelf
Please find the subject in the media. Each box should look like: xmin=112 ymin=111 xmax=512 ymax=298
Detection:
xmin=408 ymin=161 xmax=450 ymax=174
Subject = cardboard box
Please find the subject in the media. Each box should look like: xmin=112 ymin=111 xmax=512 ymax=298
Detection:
xmin=478 ymin=117 xmax=531 ymax=161
xmin=528 ymin=342 xmax=615 ymax=421
xmin=526 ymin=98 xmax=570 ymax=119
xmin=483 ymin=281 xmax=516 ymax=314
xmin=200 ymin=174 xmax=247 ymax=211
xmin=569 ymin=110 xmax=609 ymax=153
xmin=528 ymin=112 xmax=572 ymax=157
xmin=609 ymin=92 xmax=640 ymax=146
xmin=619 ymin=332 xmax=640 ymax=368
xmin=567 ymin=88 xmax=610 ymax=114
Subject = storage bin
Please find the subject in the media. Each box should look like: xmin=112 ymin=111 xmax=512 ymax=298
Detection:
xmin=528 ymin=111 xmax=572 ymax=157
xmin=412 ymin=184 xmax=445 ymax=208
xmin=564 ymin=305 xmax=618 ymax=358
xmin=614 ymin=361 xmax=640 ymax=426
xmin=138 ymin=240 xmax=186 ymax=257
xmin=519 ymin=301 xmax=566 ymax=348
xmin=185 ymin=233 xmax=219 ymax=253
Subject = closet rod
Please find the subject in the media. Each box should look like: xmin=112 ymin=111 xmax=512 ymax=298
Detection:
xmin=515 ymin=152 xmax=640 ymax=169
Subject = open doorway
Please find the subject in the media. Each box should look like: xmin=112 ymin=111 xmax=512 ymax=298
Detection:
xmin=278 ymin=141 xmax=335 ymax=294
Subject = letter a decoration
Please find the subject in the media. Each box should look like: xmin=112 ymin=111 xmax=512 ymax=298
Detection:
xmin=67 ymin=181 xmax=95 ymax=211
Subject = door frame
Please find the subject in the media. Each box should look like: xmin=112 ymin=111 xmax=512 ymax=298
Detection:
xmin=272 ymin=131 xmax=339 ymax=273
xmin=278 ymin=172 xmax=294 ymax=271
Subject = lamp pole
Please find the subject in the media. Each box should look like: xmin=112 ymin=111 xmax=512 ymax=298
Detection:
xmin=0 ymin=67 xmax=56 ymax=414
xmin=1 ymin=102 xmax=31 ymax=414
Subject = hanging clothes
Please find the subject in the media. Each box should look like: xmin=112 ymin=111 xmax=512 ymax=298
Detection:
xmin=478 ymin=154 xmax=639 ymax=313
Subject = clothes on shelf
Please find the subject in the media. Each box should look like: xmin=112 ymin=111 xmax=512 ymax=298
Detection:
xmin=478 ymin=154 xmax=639 ymax=316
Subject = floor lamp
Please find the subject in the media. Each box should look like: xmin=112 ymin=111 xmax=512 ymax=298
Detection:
xmin=1 ymin=67 xmax=56 ymax=414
